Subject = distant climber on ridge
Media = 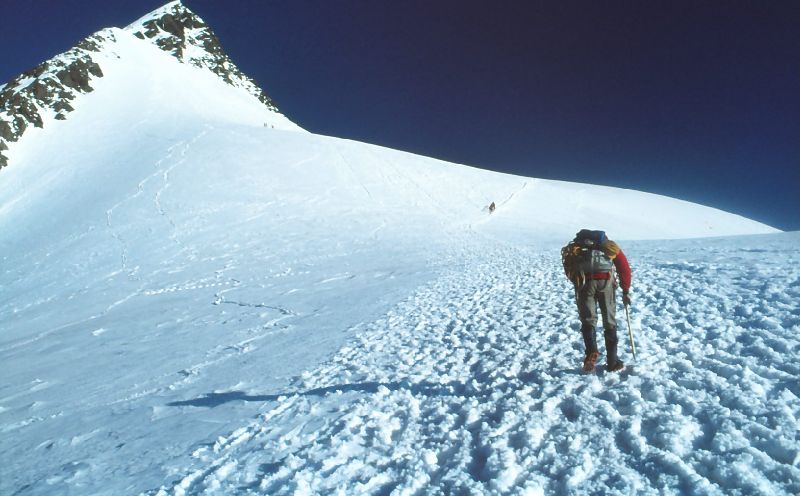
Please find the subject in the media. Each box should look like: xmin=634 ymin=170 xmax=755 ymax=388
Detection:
xmin=489 ymin=202 xmax=496 ymax=214
xmin=561 ymin=229 xmax=632 ymax=373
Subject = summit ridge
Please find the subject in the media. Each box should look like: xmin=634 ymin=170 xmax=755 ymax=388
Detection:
xmin=125 ymin=1 xmax=280 ymax=113
xmin=0 ymin=1 xmax=285 ymax=169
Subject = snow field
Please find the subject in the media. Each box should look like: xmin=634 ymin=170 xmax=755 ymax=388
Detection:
xmin=152 ymin=233 xmax=800 ymax=495
xmin=0 ymin=119 xmax=790 ymax=494
xmin=0 ymin=10 xmax=789 ymax=493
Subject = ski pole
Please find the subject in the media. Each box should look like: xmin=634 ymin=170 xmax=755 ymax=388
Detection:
xmin=625 ymin=303 xmax=637 ymax=360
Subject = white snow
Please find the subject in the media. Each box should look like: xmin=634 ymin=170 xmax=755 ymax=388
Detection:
xmin=137 ymin=232 xmax=795 ymax=495
xmin=1 ymin=5 xmax=796 ymax=495
xmin=125 ymin=0 xmax=184 ymax=34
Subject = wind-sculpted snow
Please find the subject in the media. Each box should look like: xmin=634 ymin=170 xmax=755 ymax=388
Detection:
xmin=145 ymin=234 xmax=800 ymax=495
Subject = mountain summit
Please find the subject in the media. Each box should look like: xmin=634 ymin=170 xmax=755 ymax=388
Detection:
xmin=125 ymin=1 xmax=280 ymax=113
xmin=0 ymin=0 xmax=295 ymax=169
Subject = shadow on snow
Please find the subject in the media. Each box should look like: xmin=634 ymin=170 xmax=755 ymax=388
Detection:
xmin=165 ymin=365 xmax=627 ymax=409
xmin=167 ymin=380 xmax=472 ymax=408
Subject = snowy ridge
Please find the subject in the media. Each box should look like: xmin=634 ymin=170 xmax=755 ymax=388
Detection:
xmin=0 ymin=29 xmax=114 ymax=168
xmin=125 ymin=1 xmax=283 ymax=114
xmin=0 ymin=1 xmax=296 ymax=169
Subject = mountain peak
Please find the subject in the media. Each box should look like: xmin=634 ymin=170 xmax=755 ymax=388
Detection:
xmin=125 ymin=1 xmax=279 ymax=113
xmin=126 ymin=1 xmax=210 ymax=60
xmin=127 ymin=0 xmax=187 ymax=24
xmin=0 ymin=1 xmax=287 ymax=169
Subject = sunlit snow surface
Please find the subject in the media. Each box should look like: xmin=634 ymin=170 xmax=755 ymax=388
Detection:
xmin=150 ymin=234 xmax=800 ymax=496
xmin=0 ymin=14 xmax=796 ymax=496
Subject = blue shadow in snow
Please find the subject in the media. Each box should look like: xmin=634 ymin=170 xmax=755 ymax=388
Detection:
xmin=167 ymin=380 xmax=470 ymax=408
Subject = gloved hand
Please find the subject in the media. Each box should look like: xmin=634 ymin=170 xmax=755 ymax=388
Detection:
xmin=622 ymin=292 xmax=631 ymax=306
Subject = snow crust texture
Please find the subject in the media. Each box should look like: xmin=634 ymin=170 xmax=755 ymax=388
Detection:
xmin=146 ymin=234 xmax=800 ymax=495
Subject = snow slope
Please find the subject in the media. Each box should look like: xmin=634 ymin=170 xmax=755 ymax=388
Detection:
xmin=0 ymin=1 xmax=297 ymax=168
xmin=0 ymin=2 xmax=794 ymax=495
xmin=150 ymin=233 xmax=800 ymax=495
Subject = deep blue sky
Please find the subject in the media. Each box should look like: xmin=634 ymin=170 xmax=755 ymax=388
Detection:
xmin=2 ymin=1 xmax=798 ymax=230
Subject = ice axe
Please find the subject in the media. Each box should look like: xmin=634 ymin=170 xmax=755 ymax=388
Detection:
xmin=624 ymin=302 xmax=637 ymax=360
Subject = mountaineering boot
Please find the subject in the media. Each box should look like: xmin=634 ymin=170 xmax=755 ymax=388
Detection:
xmin=581 ymin=325 xmax=598 ymax=355
xmin=581 ymin=325 xmax=599 ymax=373
xmin=607 ymin=360 xmax=625 ymax=372
xmin=582 ymin=352 xmax=599 ymax=373
xmin=603 ymin=326 xmax=620 ymax=370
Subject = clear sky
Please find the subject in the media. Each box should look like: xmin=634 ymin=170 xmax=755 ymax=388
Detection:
xmin=2 ymin=1 xmax=798 ymax=230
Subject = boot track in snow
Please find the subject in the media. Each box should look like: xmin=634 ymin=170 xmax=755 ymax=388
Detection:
xmin=154 ymin=239 xmax=800 ymax=495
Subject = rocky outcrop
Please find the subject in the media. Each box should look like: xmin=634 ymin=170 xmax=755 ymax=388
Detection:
xmin=0 ymin=30 xmax=113 ymax=168
xmin=0 ymin=0 xmax=283 ymax=170
xmin=126 ymin=1 xmax=280 ymax=112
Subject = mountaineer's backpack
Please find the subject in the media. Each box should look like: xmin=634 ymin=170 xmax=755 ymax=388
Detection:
xmin=561 ymin=229 xmax=618 ymax=285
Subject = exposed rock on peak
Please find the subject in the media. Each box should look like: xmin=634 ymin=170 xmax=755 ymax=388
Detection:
xmin=0 ymin=29 xmax=115 ymax=168
xmin=125 ymin=1 xmax=280 ymax=112
xmin=0 ymin=1 xmax=286 ymax=170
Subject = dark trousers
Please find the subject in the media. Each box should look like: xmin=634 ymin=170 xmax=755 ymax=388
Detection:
xmin=576 ymin=279 xmax=619 ymax=365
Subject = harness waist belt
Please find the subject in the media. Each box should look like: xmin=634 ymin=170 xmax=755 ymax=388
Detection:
xmin=587 ymin=272 xmax=611 ymax=280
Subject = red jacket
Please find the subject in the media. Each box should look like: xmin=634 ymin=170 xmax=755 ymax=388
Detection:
xmin=613 ymin=249 xmax=632 ymax=292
